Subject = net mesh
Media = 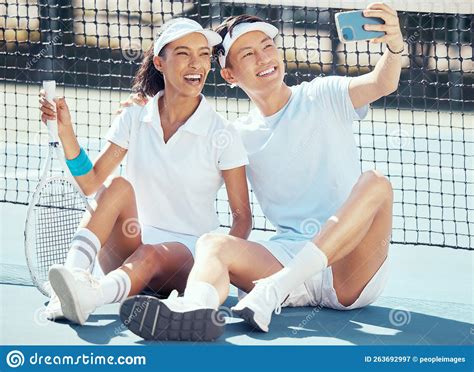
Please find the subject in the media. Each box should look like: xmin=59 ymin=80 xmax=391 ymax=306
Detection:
xmin=1 ymin=0 xmax=472 ymax=249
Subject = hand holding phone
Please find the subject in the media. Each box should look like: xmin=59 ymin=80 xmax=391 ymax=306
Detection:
xmin=335 ymin=10 xmax=385 ymax=43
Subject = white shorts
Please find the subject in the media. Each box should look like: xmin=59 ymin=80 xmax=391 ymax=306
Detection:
xmin=91 ymin=225 xmax=199 ymax=278
xmin=140 ymin=225 xmax=199 ymax=256
xmin=257 ymin=238 xmax=390 ymax=310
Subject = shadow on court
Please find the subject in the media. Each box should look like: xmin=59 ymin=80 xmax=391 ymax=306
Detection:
xmin=55 ymin=317 xmax=124 ymax=345
xmin=1 ymin=283 xmax=472 ymax=346
xmin=128 ymin=297 xmax=472 ymax=346
xmin=222 ymin=304 xmax=473 ymax=346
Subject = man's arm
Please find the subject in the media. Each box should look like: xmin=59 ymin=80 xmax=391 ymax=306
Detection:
xmin=349 ymin=2 xmax=404 ymax=109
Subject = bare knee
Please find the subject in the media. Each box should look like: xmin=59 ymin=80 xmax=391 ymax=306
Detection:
xmin=130 ymin=244 xmax=166 ymax=270
xmin=358 ymin=170 xmax=393 ymax=205
xmin=96 ymin=176 xmax=134 ymax=202
xmin=195 ymin=233 xmax=231 ymax=261
xmin=105 ymin=176 xmax=134 ymax=193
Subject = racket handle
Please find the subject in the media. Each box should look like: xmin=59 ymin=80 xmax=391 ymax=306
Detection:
xmin=43 ymin=80 xmax=59 ymax=144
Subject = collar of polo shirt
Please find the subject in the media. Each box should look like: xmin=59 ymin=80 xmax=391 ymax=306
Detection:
xmin=139 ymin=91 xmax=212 ymax=136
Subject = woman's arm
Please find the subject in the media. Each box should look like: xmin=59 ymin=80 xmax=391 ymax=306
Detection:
xmin=222 ymin=166 xmax=252 ymax=239
xmin=40 ymin=93 xmax=127 ymax=196
xmin=74 ymin=142 xmax=127 ymax=196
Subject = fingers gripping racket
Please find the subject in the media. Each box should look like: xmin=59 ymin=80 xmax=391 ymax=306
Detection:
xmin=24 ymin=81 xmax=93 ymax=297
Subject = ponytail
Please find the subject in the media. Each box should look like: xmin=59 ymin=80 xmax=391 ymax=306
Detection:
xmin=132 ymin=45 xmax=165 ymax=97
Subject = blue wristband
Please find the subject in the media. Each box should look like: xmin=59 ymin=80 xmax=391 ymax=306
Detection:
xmin=66 ymin=147 xmax=93 ymax=176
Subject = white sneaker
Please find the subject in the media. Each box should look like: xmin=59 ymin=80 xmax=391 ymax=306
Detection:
xmin=231 ymin=278 xmax=286 ymax=332
xmin=120 ymin=290 xmax=225 ymax=341
xmin=43 ymin=290 xmax=65 ymax=321
xmin=48 ymin=264 xmax=101 ymax=325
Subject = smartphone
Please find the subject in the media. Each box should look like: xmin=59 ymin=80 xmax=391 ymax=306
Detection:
xmin=335 ymin=10 xmax=385 ymax=43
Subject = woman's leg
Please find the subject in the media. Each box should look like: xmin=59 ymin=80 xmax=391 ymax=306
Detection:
xmin=70 ymin=175 xmax=143 ymax=273
xmin=51 ymin=239 xmax=195 ymax=325
xmin=117 ymin=242 xmax=194 ymax=297
xmin=48 ymin=175 xmax=146 ymax=321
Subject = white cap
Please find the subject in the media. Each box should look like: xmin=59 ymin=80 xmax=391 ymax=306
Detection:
xmin=217 ymin=22 xmax=279 ymax=68
xmin=154 ymin=18 xmax=222 ymax=56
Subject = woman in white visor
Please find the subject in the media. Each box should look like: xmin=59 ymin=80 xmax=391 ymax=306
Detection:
xmin=39 ymin=18 xmax=251 ymax=336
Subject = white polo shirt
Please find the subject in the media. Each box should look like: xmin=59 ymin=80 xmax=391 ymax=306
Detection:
xmin=106 ymin=91 xmax=249 ymax=237
xmin=234 ymin=76 xmax=368 ymax=241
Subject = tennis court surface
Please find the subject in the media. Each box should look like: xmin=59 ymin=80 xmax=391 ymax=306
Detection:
xmin=1 ymin=0 xmax=472 ymax=347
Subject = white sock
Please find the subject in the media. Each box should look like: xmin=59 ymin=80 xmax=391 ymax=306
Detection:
xmin=65 ymin=228 xmax=101 ymax=271
xmin=268 ymin=241 xmax=328 ymax=299
xmin=97 ymin=269 xmax=131 ymax=306
xmin=183 ymin=281 xmax=220 ymax=310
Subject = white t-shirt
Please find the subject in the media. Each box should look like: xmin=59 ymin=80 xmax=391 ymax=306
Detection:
xmin=106 ymin=91 xmax=249 ymax=237
xmin=234 ymin=76 xmax=368 ymax=241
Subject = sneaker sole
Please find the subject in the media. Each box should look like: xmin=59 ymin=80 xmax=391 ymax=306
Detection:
xmin=232 ymin=307 xmax=268 ymax=332
xmin=119 ymin=295 xmax=225 ymax=341
xmin=48 ymin=266 xmax=86 ymax=325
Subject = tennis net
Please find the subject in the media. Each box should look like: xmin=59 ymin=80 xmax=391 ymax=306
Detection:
xmin=0 ymin=0 xmax=472 ymax=249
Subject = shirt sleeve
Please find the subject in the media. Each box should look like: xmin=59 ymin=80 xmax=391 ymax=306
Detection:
xmin=309 ymin=76 xmax=368 ymax=123
xmin=105 ymin=108 xmax=133 ymax=149
xmin=217 ymin=123 xmax=249 ymax=171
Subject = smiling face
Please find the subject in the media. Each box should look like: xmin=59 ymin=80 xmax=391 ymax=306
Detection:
xmin=221 ymin=31 xmax=285 ymax=96
xmin=155 ymin=32 xmax=211 ymax=97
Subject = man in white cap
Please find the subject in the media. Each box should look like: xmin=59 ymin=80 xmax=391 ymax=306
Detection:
xmin=121 ymin=3 xmax=403 ymax=339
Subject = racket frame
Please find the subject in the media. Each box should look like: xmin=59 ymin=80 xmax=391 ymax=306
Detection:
xmin=24 ymin=81 xmax=94 ymax=296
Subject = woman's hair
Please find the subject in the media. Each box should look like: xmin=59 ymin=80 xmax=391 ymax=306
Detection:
xmin=131 ymin=45 xmax=165 ymax=97
xmin=213 ymin=15 xmax=265 ymax=68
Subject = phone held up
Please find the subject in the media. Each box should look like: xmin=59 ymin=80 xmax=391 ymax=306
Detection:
xmin=335 ymin=10 xmax=385 ymax=43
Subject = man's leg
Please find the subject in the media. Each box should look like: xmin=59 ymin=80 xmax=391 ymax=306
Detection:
xmin=186 ymin=235 xmax=284 ymax=304
xmin=119 ymin=236 xmax=285 ymax=340
xmin=315 ymin=170 xmax=392 ymax=306
xmin=232 ymin=170 xmax=392 ymax=331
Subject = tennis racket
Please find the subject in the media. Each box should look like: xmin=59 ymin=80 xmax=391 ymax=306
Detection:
xmin=24 ymin=81 xmax=93 ymax=297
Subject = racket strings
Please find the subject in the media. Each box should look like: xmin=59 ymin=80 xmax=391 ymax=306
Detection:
xmin=32 ymin=179 xmax=87 ymax=281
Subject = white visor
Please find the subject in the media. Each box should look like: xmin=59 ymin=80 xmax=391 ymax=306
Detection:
xmin=218 ymin=21 xmax=279 ymax=68
xmin=154 ymin=18 xmax=222 ymax=56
